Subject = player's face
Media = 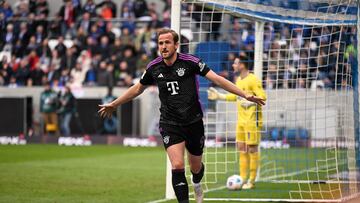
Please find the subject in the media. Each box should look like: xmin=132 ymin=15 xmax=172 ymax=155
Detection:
xmin=232 ymin=58 xmax=241 ymax=72
xmin=158 ymin=33 xmax=178 ymax=60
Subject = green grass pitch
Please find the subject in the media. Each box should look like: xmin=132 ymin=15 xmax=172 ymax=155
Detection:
xmin=0 ymin=145 xmax=345 ymax=203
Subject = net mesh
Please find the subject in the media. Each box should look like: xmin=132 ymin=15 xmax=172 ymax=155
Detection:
xmin=178 ymin=0 xmax=359 ymax=201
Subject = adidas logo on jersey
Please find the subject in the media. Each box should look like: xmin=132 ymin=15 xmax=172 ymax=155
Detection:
xmin=158 ymin=73 xmax=164 ymax=78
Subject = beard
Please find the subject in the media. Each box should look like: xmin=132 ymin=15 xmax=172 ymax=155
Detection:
xmin=161 ymin=49 xmax=175 ymax=59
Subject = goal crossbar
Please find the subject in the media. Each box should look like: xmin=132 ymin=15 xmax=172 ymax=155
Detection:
xmin=184 ymin=0 xmax=357 ymax=25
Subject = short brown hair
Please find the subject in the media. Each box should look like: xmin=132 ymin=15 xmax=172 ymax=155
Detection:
xmin=238 ymin=55 xmax=250 ymax=70
xmin=157 ymin=28 xmax=179 ymax=43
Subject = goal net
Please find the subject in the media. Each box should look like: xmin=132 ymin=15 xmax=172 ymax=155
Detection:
xmin=169 ymin=0 xmax=360 ymax=201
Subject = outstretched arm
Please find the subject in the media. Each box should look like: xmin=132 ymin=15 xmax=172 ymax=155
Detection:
xmin=205 ymin=70 xmax=265 ymax=106
xmin=98 ymin=82 xmax=148 ymax=118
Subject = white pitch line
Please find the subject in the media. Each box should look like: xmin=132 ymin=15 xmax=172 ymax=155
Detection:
xmin=202 ymin=198 xmax=343 ymax=202
xmin=147 ymin=198 xmax=173 ymax=203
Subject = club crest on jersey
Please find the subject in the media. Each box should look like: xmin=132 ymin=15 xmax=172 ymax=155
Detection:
xmin=163 ymin=136 xmax=170 ymax=144
xmin=176 ymin=68 xmax=185 ymax=77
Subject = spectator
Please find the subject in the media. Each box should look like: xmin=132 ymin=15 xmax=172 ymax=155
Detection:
xmin=58 ymin=0 xmax=79 ymax=36
xmin=77 ymin=12 xmax=92 ymax=36
xmin=55 ymin=36 xmax=67 ymax=56
xmin=40 ymin=82 xmax=59 ymax=135
xmin=48 ymin=14 xmax=62 ymax=39
xmin=96 ymin=61 xmax=114 ymax=87
xmin=89 ymin=23 xmax=102 ymax=42
xmin=122 ymin=46 xmax=137 ymax=76
xmin=8 ymin=76 xmax=18 ymax=88
xmin=84 ymin=36 xmax=97 ymax=55
xmin=119 ymin=27 xmax=133 ymax=45
xmin=49 ymin=49 xmax=62 ymax=72
xmin=58 ymin=85 xmax=76 ymax=136
xmin=58 ymin=68 xmax=70 ymax=87
xmin=0 ymin=0 xmax=13 ymax=20
xmin=14 ymin=58 xmax=30 ymax=86
xmin=133 ymin=0 xmax=149 ymax=18
xmin=83 ymin=0 xmax=97 ymax=17
xmin=34 ymin=0 xmax=49 ymax=17
xmin=110 ymin=37 xmax=124 ymax=57
xmin=72 ymin=0 xmax=82 ymax=10
xmin=12 ymin=40 xmax=24 ymax=58
xmin=70 ymin=51 xmax=91 ymax=88
xmin=136 ymin=52 xmax=150 ymax=77
xmin=14 ymin=0 xmax=29 ymax=18
xmin=0 ymin=12 xmax=6 ymax=35
xmin=25 ymin=35 xmax=38 ymax=55
xmin=1 ymin=23 xmax=16 ymax=51
xmin=61 ymin=47 xmax=77 ymax=70
xmin=97 ymin=0 xmax=117 ymax=18
xmin=37 ymin=38 xmax=52 ymax=58
xmin=84 ymin=64 xmax=97 ymax=86
xmin=115 ymin=60 xmax=133 ymax=86
xmin=28 ymin=49 xmax=39 ymax=71
xmin=121 ymin=0 xmax=133 ymax=14
xmin=102 ymin=22 xmax=116 ymax=44
xmin=16 ymin=22 xmax=31 ymax=50
xmin=29 ymin=61 xmax=45 ymax=86
xmin=99 ymin=2 xmax=113 ymax=20
xmin=0 ymin=56 xmax=13 ymax=85
xmin=97 ymin=35 xmax=111 ymax=60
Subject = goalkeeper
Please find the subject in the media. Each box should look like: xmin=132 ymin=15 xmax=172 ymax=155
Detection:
xmin=208 ymin=56 xmax=266 ymax=189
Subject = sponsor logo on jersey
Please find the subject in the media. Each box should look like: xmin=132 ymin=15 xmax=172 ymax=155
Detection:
xmin=158 ymin=73 xmax=164 ymax=78
xmin=176 ymin=68 xmax=185 ymax=77
xmin=166 ymin=81 xmax=179 ymax=95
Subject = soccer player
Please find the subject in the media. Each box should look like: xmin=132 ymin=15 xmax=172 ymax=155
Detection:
xmin=207 ymin=56 xmax=267 ymax=190
xmin=98 ymin=29 xmax=265 ymax=203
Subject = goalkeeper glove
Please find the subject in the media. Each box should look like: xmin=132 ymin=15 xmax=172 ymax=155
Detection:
xmin=238 ymin=97 xmax=255 ymax=108
xmin=207 ymin=87 xmax=226 ymax=100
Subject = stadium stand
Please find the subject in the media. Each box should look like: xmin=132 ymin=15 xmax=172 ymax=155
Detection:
xmin=0 ymin=0 xmax=356 ymax=91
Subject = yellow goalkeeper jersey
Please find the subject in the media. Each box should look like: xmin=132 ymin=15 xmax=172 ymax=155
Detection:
xmin=225 ymin=73 xmax=266 ymax=127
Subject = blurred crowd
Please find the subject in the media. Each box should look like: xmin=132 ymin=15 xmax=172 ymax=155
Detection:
xmin=0 ymin=0 xmax=171 ymax=89
xmin=0 ymin=0 xmax=357 ymax=90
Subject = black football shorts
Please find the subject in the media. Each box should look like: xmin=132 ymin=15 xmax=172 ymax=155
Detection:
xmin=159 ymin=120 xmax=205 ymax=156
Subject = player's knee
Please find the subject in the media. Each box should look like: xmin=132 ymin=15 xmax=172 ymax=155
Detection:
xmin=190 ymin=162 xmax=202 ymax=173
xmin=237 ymin=142 xmax=247 ymax=152
xmin=248 ymin=145 xmax=258 ymax=153
xmin=172 ymin=161 xmax=185 ymax=169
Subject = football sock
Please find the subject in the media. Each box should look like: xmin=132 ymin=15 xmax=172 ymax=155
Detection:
xmin=191 ymin=162 xmax=204 ymax=184
xmin=249 ymin=152 xmax=259 ymax=183
xmin=172 ymin=169 xmax=189 ymax=203
xmin=239 ymin=151 xmax=249 ymax=181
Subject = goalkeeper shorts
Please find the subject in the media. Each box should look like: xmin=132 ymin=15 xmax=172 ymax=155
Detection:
xmin=236 ymin=123 xmax=261 ymax=145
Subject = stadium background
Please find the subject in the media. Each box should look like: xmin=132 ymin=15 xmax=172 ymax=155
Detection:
xmin=0 ymin=0 xmax=359 ymax=202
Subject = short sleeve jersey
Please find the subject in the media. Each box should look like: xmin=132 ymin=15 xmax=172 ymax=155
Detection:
xmin=140 ymin=53 xmax=211 ymax=126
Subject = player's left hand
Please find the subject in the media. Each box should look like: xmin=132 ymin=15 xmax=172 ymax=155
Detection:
xmin=98 ymin=103 xmax=116 ymax=119
xmin=245 ymin=95 xmax=265 ymax=106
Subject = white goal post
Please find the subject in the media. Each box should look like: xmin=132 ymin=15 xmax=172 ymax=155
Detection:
xmin=165 ymin=0 xmax=360 ymax=202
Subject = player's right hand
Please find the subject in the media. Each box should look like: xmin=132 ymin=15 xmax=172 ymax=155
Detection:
xmin=98 ymin=103 xmax=116 ymax=119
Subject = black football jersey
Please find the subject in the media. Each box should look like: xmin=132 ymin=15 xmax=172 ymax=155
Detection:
xmin=140 ymin=53 xmax=210 ymax=126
